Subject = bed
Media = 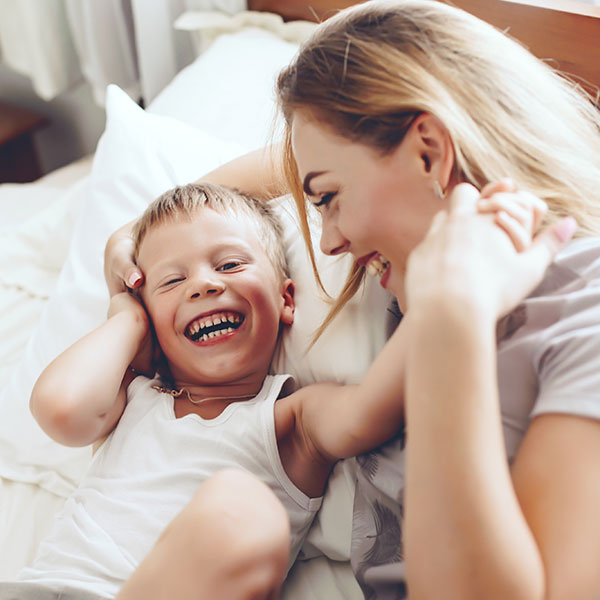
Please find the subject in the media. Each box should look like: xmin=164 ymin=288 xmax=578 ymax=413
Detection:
xmin=1 ymin=2 xmax=599 ymax=598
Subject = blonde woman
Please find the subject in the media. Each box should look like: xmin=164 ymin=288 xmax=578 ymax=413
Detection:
xmin=107 ymin=1 xmax=600 ymax=597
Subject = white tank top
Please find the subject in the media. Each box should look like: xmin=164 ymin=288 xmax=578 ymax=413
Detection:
xmin=20 ymin=374 xmax=322 ymax=599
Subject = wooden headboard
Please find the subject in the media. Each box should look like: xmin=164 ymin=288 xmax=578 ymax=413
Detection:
xmin=451 ymin=0 xmax=600 ymax=97
xmin=250 ymin=0 xmax=600 ymax=97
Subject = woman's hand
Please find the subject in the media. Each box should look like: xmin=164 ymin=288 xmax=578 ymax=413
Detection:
xmin=104 ymin=220 xmax=144 ymax=296
xmin=405 ymin=182 xmax=577 ymax=323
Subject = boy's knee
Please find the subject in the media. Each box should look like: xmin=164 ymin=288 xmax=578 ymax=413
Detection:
xmin=171 ymin=470 xmax=290 ymax=574
xmin=198 ymin=469 xmax=290 ymax=547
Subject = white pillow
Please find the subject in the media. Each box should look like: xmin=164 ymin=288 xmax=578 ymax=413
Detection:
xmin=148 ymin=27 xmax=300 ymax=150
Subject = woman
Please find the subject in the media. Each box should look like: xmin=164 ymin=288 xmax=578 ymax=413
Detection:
xmin=106 ymin=1 xmax=600 ymax=598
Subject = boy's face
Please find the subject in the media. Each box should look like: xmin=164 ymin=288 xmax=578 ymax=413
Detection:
xmin=137 ymin=208 xmax=294 ymax=388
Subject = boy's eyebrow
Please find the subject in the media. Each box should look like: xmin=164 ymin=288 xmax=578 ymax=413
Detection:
xmin=143 ymin=240 xmax=255 ymax=280
xmin=302 ymin=171 xmax=328 ymax=196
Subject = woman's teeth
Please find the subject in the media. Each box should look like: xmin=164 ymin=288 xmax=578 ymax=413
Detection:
xmin=366 ymin=254 xmax=390 ymax=278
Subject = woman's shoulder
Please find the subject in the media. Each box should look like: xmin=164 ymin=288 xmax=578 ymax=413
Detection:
xmin=529 ymin=236 xmax=600 ymax=300
xmin=556 ymin=236 xmax=600 ymax=275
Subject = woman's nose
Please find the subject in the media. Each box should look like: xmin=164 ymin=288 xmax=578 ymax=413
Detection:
xmin=319 ymin=218 xmax=349 ymax=256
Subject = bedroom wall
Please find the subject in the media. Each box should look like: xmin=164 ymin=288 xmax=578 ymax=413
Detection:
xmin=0 ymin=63 xmax=105 ymax=177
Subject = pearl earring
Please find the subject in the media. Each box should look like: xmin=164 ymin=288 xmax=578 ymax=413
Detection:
xmin=433 ymin=181 xmax=446 ymax=200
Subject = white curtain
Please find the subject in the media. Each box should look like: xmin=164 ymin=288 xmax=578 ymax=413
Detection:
xmin=0 ymin=0 xmax=81 ymax=100
xmin=65 ymin=0 xmax=140 ymax=106
xmin=0 ymin=0 xmax=246 ymax=105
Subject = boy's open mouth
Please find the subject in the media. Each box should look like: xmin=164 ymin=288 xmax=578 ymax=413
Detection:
xmin=185 ymin=311 xmax=244 ymax=342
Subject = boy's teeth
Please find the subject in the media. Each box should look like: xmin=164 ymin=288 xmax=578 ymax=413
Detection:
xmin=186 ymin=311 xmax=243 ymax=340
xmin=366 ymin=254 xmax=390 ymax=277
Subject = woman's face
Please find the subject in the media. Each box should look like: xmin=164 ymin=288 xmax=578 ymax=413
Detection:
xmin=291 ymin=111 xmax=447 ymax=294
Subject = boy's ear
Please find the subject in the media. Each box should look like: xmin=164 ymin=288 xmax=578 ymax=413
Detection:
xmin=280 ymin=278 xmax=295 ymax=325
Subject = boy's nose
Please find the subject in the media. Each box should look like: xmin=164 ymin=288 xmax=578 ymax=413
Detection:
xmin=188 ymin=276 xmax=225 ymax=299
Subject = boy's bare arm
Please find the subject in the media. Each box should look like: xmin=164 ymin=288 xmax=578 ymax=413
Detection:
xmin=30 ymin=293 xmax=149 ymax=447
xmin=296 ymin=318 xmax=408 ymax=463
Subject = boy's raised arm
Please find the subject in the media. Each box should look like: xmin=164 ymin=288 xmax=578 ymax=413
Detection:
xmin=30 ymin=293 xmax=149 ymax=448
xmin=196 ymin=144 xmax=287 ymax=201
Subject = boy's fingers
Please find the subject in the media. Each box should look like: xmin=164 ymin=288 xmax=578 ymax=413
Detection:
xmin=494 ymin=211 xmax=528 ymax=253
xmin=479 ymin=195 xmax=530 ymax=225
xmin=479 ymin=178 xmax=516 ymax=199
xmin=127 ymin=269 xmax=144 ymax=290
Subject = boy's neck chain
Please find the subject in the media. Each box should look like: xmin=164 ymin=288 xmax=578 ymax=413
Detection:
xmin=151 ymin=384 xmax=255 ymax=406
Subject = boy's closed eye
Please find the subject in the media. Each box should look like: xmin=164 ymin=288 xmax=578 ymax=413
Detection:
xmin=217 ymin=260 xmax=245 ymax=271
xmin=155 ymin=276 xmax=185 ymax=290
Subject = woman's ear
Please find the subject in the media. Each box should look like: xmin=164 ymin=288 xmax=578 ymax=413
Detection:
xmin=280 ymin=279 xmax=295 ymax=325
xmin=411 ymin=113 xmax=455 ymax=193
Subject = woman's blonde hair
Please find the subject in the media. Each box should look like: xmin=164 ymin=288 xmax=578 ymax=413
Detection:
xmin=277 ymin=0 xmax=600 ymax=334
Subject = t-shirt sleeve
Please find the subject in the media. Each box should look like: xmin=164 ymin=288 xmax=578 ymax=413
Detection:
xmin=532 ymin=298 xmax=600 ymax=421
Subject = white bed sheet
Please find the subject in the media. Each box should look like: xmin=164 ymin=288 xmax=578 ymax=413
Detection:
xmin=0 ymin=158 xmax=92 ymax=580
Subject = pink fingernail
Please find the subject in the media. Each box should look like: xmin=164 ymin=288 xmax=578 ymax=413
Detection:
xmin=128 ymin=273 xmax=142 ymax=287
xmin=554 ymin=217 xmax=577 ymax=243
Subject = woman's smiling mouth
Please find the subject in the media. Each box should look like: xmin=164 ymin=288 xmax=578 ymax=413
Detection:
xmin=364 ymin=253 xmax=390 ymax=279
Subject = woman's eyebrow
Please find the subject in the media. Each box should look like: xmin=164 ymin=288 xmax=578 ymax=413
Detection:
xmin=303 ymin=171 xmax=328 ymax=195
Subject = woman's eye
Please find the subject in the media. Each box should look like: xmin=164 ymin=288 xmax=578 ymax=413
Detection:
xmin=314 ymin=192 xmax=336 ymax=208
xmin=217 ymin=261 xmax=242 ymax=272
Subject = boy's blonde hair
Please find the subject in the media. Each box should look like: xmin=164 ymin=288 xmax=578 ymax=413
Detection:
xmin=276 ymin=0 xmax=600 ymax=333
xmin=133 ymin=182 xmax=288 ymax=280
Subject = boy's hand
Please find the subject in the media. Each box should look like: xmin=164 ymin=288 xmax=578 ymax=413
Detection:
xmin=108 ymin=292 xmax=155 ymax=377
xmin=406 ymin=183 xmax=577 ymax=323
xmin=107 ymin=291 xmax=147 ymax=321
xmin=476 ymin=179 xmax=547 ymax=252
xmin=104 ymin=221 xmax=144 ymax=296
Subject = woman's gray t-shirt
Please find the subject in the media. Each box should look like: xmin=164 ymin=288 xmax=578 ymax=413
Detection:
xmin=351 ymin=237 xmax=600 ymax=599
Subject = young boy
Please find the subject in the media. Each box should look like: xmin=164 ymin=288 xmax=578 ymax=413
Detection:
xmin=13 ymin=182 xmax=407 ymax=600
